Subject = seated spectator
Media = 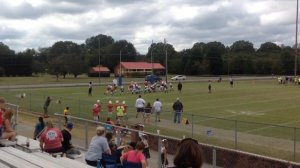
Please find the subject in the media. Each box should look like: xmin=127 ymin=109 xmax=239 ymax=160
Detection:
xmin=39 ymin=120 xmax=64 ymax=154
xmin=1 ymin=109 xmax=16 ymax=141
xmin=120 ymin=141 xmax=146 ymax=168
xmin=172 ymin=138 xmax=203 ymax=168
xmin=85 ymin=126 xmax=111 ymax=167
xmin=33 ymin=117 xmax=45 ymax=140
xmin=0 ymin=98 xmax=6 ymax=137
xmin=61 ymin=123 xmax=81 ymax=159
xmin=161 ymin=139 xmax=168 ymax=167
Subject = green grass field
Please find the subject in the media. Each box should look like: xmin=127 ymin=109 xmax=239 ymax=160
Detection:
xmin=2 ymin=78 xmax=300 ymax=161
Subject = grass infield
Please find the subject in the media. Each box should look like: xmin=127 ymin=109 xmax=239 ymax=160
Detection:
xmin=2 ymin=77 xmax=300 ymax=161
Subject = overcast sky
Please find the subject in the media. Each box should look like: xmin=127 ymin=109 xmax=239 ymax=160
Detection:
xmin=0 ymin=0 xmax=298 ymax=54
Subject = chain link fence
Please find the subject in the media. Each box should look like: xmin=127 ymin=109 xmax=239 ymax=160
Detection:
xmin=3 ymin=91 xmax=300 ymax=162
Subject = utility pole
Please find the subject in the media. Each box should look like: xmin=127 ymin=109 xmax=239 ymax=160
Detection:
xmin=295 ymin=0 xmax=299 ymax=77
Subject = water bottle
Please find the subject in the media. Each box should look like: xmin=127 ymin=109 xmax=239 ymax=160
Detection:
xmin=26 ymin=137 xmax=30 ymax=147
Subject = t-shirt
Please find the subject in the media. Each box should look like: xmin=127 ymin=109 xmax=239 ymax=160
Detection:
xmin=116 ymin=106 xmax=125 ymax=117
xmin=122 ymin=104 xmax=128 ymax=114
xmin=153 ymin=101 xmax=162 ymax=112
xmin=40 ymin=128 xmax=63 ymax=150
xmin=93 ymin=104 xmax=100 ymax=116
xmin=0 ymin=108 xmax=5 ymax=127
xmin=122 ymin=150 xmax=145 ymax=163
xmin=64 ymin=109 xmax=69 ymax=116
xmin=85 ymin=136 xmax=109 ymax=161
xmin=107 ymin=104 xmax=113 ymax=112
xmin=135 ymin=98 xmax=145 ymax=108
xmin=114 ymin=104 xmax=120 ymax=112
xmin=61 ymin=129 xmax=72 ymax=151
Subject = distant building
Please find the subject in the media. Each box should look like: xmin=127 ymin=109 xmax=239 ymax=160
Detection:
xmin=114 ymin=62 xmax=165 ymax=77
xmin=88 ymin=66 xmax=110 ymax=77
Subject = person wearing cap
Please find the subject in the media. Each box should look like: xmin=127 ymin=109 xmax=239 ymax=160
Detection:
xmin=61 ymin=122 xmax=81 ymax=158
xmin=172 ymin=97 xmax=183 ymax=124
xmin=161 ymin=139 xmax=169 ymax=167
xmin=122 ymin=101 xmax=128 ymax=125
xmin=107 ymin=101 xmax=113 ymax=117
xmin=85 ymin=126 xmax=111 ymax=166
xmin=114 ymin=100 xmax=120 ymax=118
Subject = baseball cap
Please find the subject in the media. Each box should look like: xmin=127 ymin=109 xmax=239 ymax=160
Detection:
xmin=66 ymin=122 xmax=73 ymax=129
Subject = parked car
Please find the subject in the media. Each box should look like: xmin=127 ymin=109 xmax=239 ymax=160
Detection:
xmin=171 ymin=75 xmax=186 ymax=80
xmin=145 ymin=74 xmax=162 ymax=84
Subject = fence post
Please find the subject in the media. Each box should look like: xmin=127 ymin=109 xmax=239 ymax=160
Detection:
xmin=192 ymin=114 xmax=194 ymax=138
xmin=85 ymin=122 xmax=89 ymax=150
xmin=235 ymin=120 xmax=237 ymax=149
xmin=213 ymin=148 xmax=216 ymax=168
xmin=157 ymin=130 xmax=161 ymax=168
xmin=294 ymin=127 xmax=297 ymax=161
xmin=78 ymin=98 xmax=81 ymax=118
xmin=29 ymin=92 xmax=32 ymax=113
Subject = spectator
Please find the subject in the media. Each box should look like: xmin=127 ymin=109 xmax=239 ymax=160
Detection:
xmin=141 ymin=134 xmax=150 ymax=167
xmin=172 ymin=97 xmax=183 ymax=124
xmin=172 ymin=138 xmax=203 ymax=168
xmin=43 ymin=96 xmax=51 ymax=118
xmin=0 ymin=97 xmax=7 ymax=136
xmin=63 ymin=106 xmax=70 ymax=125
xmin=161 ymin=139 xmax=168 ymax=167
xmin=153 ymin=98 xmax=162 ymax=122
xmin=33 ymin=117 xmax=45 ymax=140
xmin=61 ymin=123 xmax=81 ymax=159
xmin=85 ymin=126 xmax=111 ymax=167
xmin=2 ymin=109 xmax=16 ymax=141
xmin=177 ymin=82 xmax=182 ymax=93
xmin=104 ymin=117 xmax=115 ymax=133
xmin=121 ymin=141 xmax=146 ymax=168
xmin=135 ymin=95 xmax=145 ymax=119
xmin=143 ymin=102 xmax=152 ymax=124
xmin=40 ymin=120 xmax=64 ymax=154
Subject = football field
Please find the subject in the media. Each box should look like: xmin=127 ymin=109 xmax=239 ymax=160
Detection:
xmin=2 ymin=78 xmax=300 ymax=161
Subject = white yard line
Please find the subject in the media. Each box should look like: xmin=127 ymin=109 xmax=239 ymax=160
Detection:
xmin=245 ymin=120 xmax=300 ymax=133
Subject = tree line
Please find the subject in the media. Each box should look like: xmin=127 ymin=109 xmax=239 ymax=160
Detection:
xmin=0 ymin=34 xmax=297 ymax=78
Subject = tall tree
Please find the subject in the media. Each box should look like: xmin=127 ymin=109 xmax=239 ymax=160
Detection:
xmin=204 ymin=41 xmax=226 ymax=75
xmin=230 ymin=40 xmax=255 ymax=53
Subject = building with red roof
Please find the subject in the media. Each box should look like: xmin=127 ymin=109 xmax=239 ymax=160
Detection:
xmin=114 ymin=62 xmax=165 ymax=77
xmin=88 ymin=66 xmax=110 ymax=77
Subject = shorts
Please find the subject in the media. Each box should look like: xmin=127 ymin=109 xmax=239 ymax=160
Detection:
xmin=136 ymin=108 xmax=144 ymax=112
xmin=143 ymin=148 xmax=151 ymax=158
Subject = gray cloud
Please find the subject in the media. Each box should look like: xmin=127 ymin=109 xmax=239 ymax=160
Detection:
xmin=0 ymin=0 xmax=297 ymax=53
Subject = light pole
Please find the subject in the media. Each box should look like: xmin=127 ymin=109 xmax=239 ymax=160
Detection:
xmin=164 ymin=38 xmax=168 ymax=83
xmin=119 ymin=49 xmax=122 ymax=76
xmin=295 ymin=0 xmax=299 ymax=77
xmin=98 ymin=37 xmax=101 ymax=85
xmin=151 ymin=40 xmax=154 ymax=74
xmin=119 ymin=45 xmax=128 ymax=76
